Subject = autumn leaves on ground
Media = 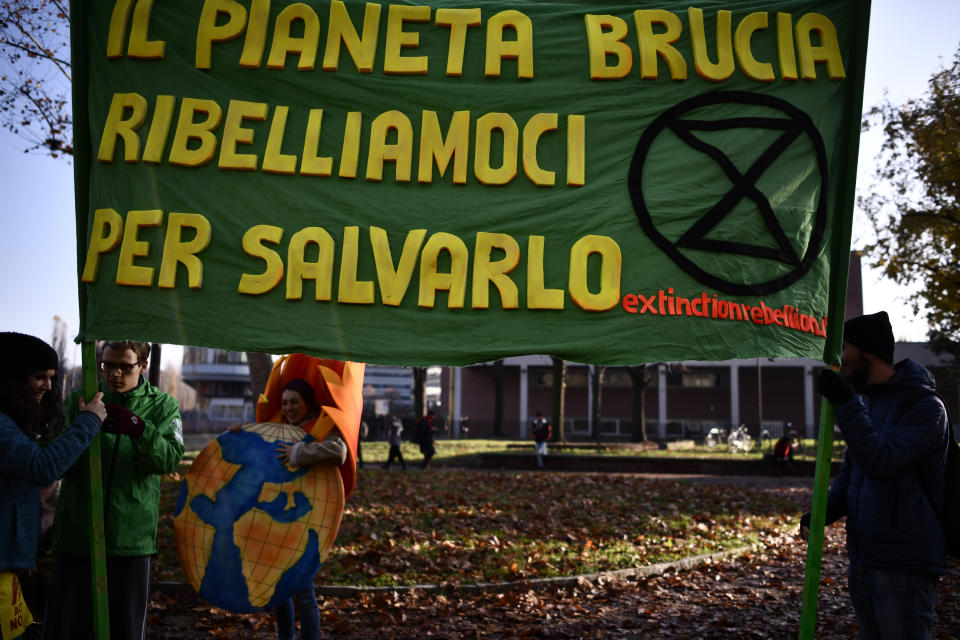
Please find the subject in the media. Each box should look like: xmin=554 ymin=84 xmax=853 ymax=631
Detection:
xmin=149 ymin=462 xmax=960 ymax=638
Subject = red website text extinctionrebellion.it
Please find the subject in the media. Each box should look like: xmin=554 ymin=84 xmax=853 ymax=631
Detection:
xmin=621 ymin=288 xmax=828 ymax=338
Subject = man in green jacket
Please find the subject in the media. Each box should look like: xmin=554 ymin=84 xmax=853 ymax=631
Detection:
xmin=43 ymin=341 xmax=184 ymax=640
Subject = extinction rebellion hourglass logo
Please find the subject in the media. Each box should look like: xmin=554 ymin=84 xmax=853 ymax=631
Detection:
xmin=628 ymin=91 xmax=829 ymax=297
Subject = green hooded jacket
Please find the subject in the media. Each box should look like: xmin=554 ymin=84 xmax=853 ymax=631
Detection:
xmin=51 ymin=377 xmax=184 ymax=556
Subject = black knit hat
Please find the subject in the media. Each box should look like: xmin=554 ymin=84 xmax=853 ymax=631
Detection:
xmin=843 ymin=311 xmax=894 ymax=364
xmin=0 ymin=332 xmax=59 ymax=381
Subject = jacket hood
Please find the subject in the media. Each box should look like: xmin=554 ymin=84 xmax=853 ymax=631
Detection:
xmin=858 ymin=358 xmax=936 ymax=396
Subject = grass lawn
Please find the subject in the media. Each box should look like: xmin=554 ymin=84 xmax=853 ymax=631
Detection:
xmin=156 ymin=438 xmax=812 ymax=588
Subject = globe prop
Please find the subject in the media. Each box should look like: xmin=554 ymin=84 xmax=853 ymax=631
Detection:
xmin=174 ymin=422 xmax=344 ymax=613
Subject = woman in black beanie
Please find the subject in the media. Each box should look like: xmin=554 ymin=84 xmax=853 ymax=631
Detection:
xmin=0 ymin=332 xmax=106 ymax=628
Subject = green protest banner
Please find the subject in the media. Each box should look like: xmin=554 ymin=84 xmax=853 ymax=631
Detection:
xmin=75 ymin=0 xmax=868 ymax=367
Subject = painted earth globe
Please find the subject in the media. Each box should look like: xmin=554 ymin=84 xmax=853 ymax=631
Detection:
xmin=173 ymin=422 xmax=344 ymax=613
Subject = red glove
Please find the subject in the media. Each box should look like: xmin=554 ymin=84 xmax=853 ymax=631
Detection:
xmin=102 ymin=403 xmax=146 ymax=438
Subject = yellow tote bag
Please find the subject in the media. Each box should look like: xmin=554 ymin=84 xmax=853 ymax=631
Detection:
xmin=0 ymin=572 xmax=33 ymax=640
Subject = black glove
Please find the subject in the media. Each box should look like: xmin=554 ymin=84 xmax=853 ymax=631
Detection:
xmin=799 ymin=512 xmax=811 ymax=540
xmin=102 ymin=403 xmax=146 ymax=438
xmin=817 ymin=369 xmax=855 ymax=405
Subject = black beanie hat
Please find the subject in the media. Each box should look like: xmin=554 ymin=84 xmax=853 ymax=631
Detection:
xmin=0 ymin=332 xmax=59 ymax=381
xmin=843 ymin=311 xmax=894 ymax=364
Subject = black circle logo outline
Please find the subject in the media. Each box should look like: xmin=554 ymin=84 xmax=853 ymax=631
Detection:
xmin=628 ymin=90 xmax=828 ymax=296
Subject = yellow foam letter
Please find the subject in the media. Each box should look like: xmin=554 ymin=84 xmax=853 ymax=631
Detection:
xmin=107 ymin=0 xmax=135 ymax=59
xmin=776 ymin=13 xmax=798 ymax=81
xmin=367 ymin=111 xmax=413 ymax=182
xmin=287 ymin=227 xmax=335 ymax=301
xmin=263 ymin=105 xmax=298 ymax=175
xmin=322 ymin=0 xmax=381 ymax=72
xmin=522 ymin=113 xmax=558 ymax=187
xmin=472 ymin=232 xmax=519 ymax=310
xmin=485 ymin=10 xmax=533 ymax=78
xmin=418 ymin=110 xmax=469 ymax=184
xmin=158 ymin=213 xmax=212 ymax=289
xmin=384 ymin=4 xmax=430 ymax=75
xmin=127 ymin=0 xmax=165 ymax=58
xmin=566 ymin=114 xmax=585 ymax=187
xmin=338 ymin=226 xmax=375 ymax=304
xmin=568 ymin=235 xmax=621 ymax=312
xmin=339 ymin=111 xmax=362 ymax=178
xmin=418 ymin=232 xmax=468 ymax=309
xmin=81 ymin=208 xmax=124 ymax=283
xmin=435 ymin=8 xmax=481 ymax=76
xmin=584 ymin=14 xmax=632 ymax=80
xmin=734 ymin=12 xmax=774 ymax=82
xmin=142 ymin=95 xmax=176 ymax=164
xmin=634 ymin=9 xmax=686 ymax=80
xmin=301 ymin=109 xmax=333 ymax=177
xmin=688 ymin=8 xmax=734 ymax=82
xmin=239 ymin=225 xmax=284 ymax=295
xmin=474 ymin=113 xmax=518 ymax=186
xmin=267 ymin=3 xmax=321 ymax=71
xmin=239 ymin=0 xmax=271 ymax=68
xmin=196 ymin=0 xmax=248 ymax=70
xmin=526 ymin=235 xmax=564 ymax=310
xmin=117 ymin=209 xmax=163 ymax=287
xmin=219 ymin=100 xmax=268 ymax=171
xmin=796 ymin=13 xmax=846 ymax=80
xmin=370 ymin=226 xmax=426 ymax=306
xmin=97 ymin=92 xmax=148 ymax=163
xmin=169 ymin=98 xmax=223 ymax=167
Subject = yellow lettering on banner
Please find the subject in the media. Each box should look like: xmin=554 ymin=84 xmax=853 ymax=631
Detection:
xmin=367 ymin=111 xmax=413 ymax=182
xmin=142 ymin=95 xmax=176 ymax=164
xmin=267 ymin=4 xmax=321 ymax=71
xmin=568 ymin=235 xmax=621 ymax=312
xmin=485 ymin=10 xmax=533 ymax=78
xmin=107 ymin=0 xmax=135 ymax=59
xmin=435 ymin=8 xmax=481 ymax=76
xmin=323 ymin=0 xmax=381 ymax=73
xmin=196 ymin=0 xmax=247 ymax=70
xmin=796 ymin=13 xmax=846 ymax=80
xmin=338 ymin=226 xmax=375 ymax=304
xmin=474 ymin=113 xmax=518 ymax=185
xmin=263 ymin=105 xmax=298 ymax=175
xmin=301 ymin=109 xmax=333 ymax=177
xmin=584 ymin=14 xmax=632 ymax=80
xmin=239 ymin=0 xmax=271 ymax=68
xmin=339 ymin=111 xmax=362 ymax=178
xmin=370 ymin=226 xmax=426 ymax=306
xmin=634 ymin=10 xmax=686 ymax=80
xmin=472 ymin=232 xmax=519 ymax=309
xmin=117 ymin=209 xmax=163 ymax=287
xmin=522 ymin=113 xmax=557 ymax=187
xmin=384 ymin=4 xmax=431 ymax=75
xmin=287 ymin=227 xmax=334 ymax=301
xmin=219 ymin=100 xmax=268 ymax=171
xmin=81 ymin=209 xmax=124 ymax=283
xmin=566 ymin=115 xmax=585 ymax=187
xmin=418 ymin=110 xmax=469 ymax=184
xmin=734 ymin=12 xmax=774 ymax=82
xmin=98 ymin=93 xmax=147 ymax=163
xmin=526 ymin=235 xmax=564 ymax=310
xmin=128 ymin=0 xmax=165 ymax=59
xmin=776 ymin=13 xmax=798 ymax=81
xmin=239 ymin=225 xmax=284 ymax=295
xmin=689 ymin=8 xmax=734 ymax=81
xmin=418 ymin=232 xmax=468 ymax=309
xmin=158 ymin=213 xmax=211 ymax=289
xmin=169 ymin=98 xmax=223 ymax=167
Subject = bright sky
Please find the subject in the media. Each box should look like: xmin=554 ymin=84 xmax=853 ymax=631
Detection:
xmin=1 ymin=0 xmax=956 ymax=368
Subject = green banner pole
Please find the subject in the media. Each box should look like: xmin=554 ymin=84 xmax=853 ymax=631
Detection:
xmin=797 ymin=1 xmax=871 ymax=636
xmin=82 ymin=343 xmax=110 ymax=639
xmin=798 ymin=397 xmax=836 ymax=638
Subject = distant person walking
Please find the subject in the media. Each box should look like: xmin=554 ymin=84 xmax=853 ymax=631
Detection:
xmin=531 ymin=412 xmax=551 ymax=469
xmin=416 ymin=411 xmax=437 ymax=469
xmin=382 ymin=415 xmax=406 ymax=470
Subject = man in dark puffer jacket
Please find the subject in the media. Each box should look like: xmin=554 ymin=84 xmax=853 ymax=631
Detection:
xmin=805 ymin=311 xmax=950 ymax=639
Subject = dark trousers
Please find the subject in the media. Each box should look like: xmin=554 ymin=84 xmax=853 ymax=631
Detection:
xmin=43 ymin=554 xmax=152 ymax=640
xmin=383 ymin=445 xmax=405 ymax=469
xmin=847 ymin=561 xmax=939 ymax=640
